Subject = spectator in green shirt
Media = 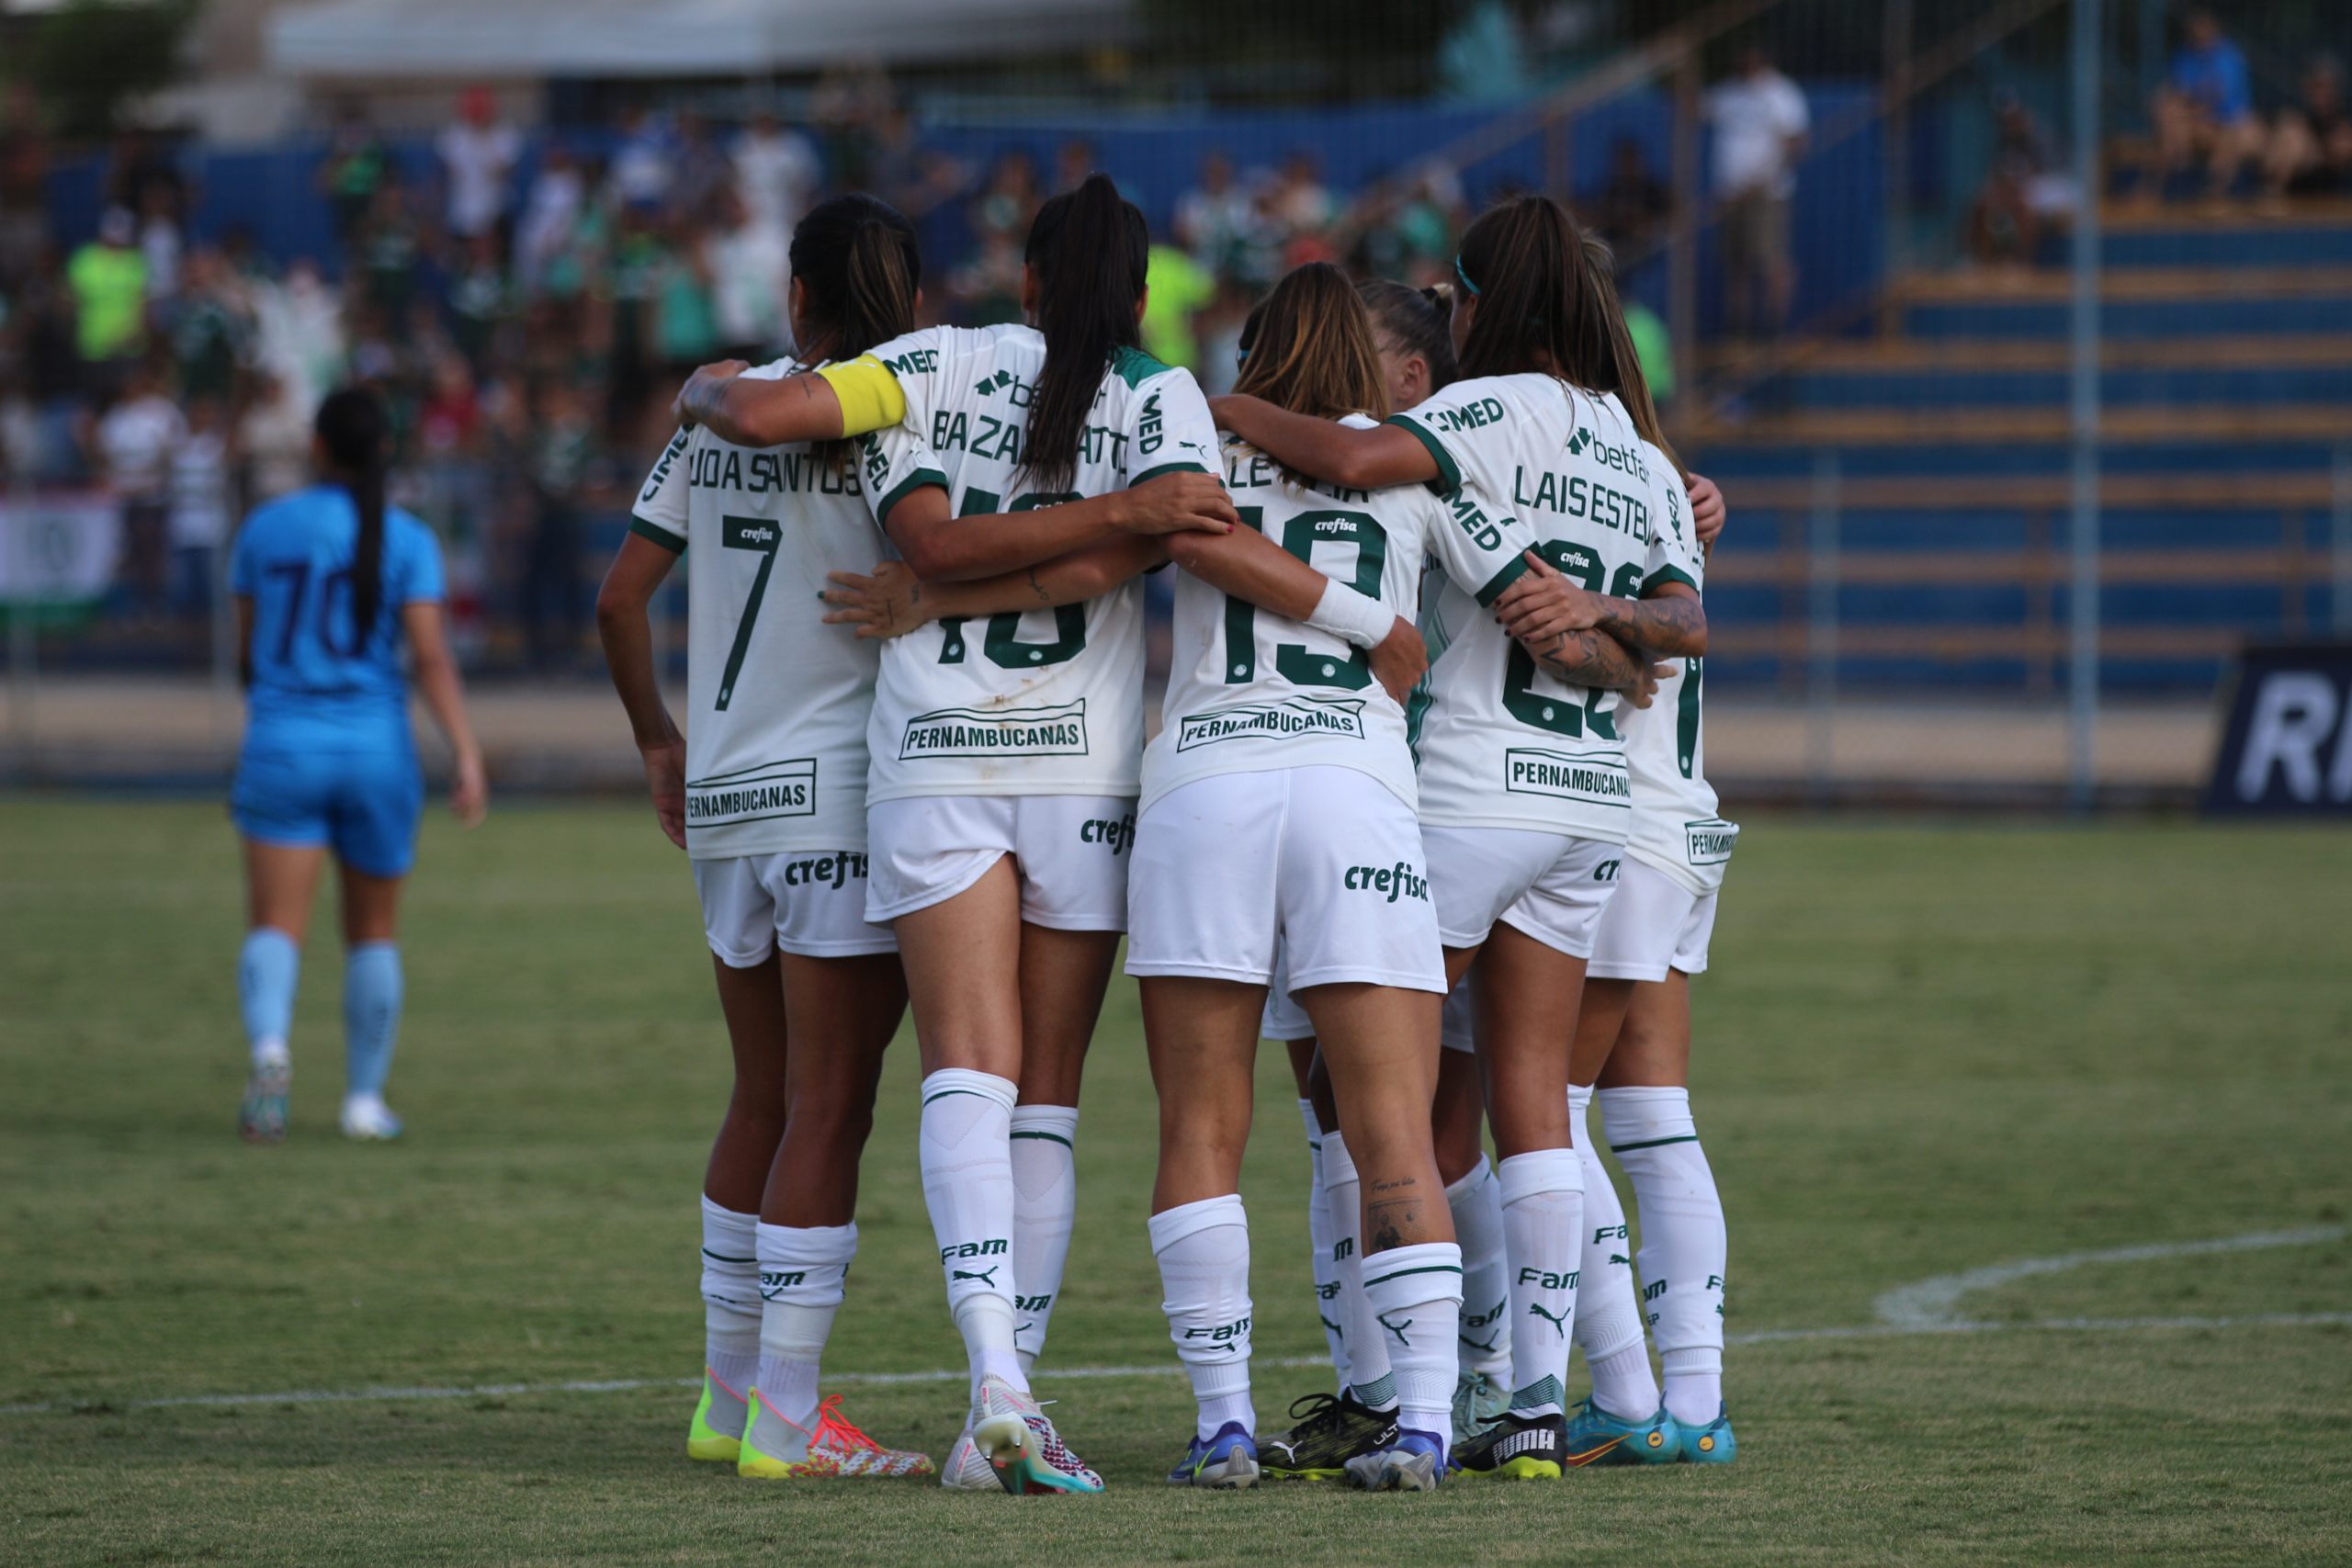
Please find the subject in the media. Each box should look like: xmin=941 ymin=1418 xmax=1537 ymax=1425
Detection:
xmin=1623 ymin=299 xmax=1675 ymax=407
xmin=1141 ymin=243 xmax=1216 ymax=372
xmin=68 ymin=208 xmax=148 ymax=380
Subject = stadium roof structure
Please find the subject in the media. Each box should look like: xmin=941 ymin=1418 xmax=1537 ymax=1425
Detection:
xmin=266 ymin=0 xmax=1135 ymax=77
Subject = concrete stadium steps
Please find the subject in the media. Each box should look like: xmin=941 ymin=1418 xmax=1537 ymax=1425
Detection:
xmin=1680 ymin=468 xmax=2347 ymax=694
xmin=1893 ymin=267 xmax=2352 ymax=340
xmin=1689 ymin=405 xmax=2352 ymax=451
xmin=1683 ymin=203 xmax=2352 ymax=694
xmin=1752 ymin=335 xmax=2352 ymax=411
xmin=2086 ymin=201 xmax=2352 ymax=269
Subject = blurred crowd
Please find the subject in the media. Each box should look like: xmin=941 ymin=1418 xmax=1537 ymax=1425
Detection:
xmin=0 ymin=64 xmax=1702 ymax=671
xmin=0 ymin=84 xmax=1460 ymax=670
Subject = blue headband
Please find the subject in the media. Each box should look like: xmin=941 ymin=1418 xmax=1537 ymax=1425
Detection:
xmin=1453 ymin=256 xmax=1480 ymax=297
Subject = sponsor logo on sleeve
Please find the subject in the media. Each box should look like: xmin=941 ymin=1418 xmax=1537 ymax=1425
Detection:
xmin=1174 ymin=695 xmax=1367 ymax=751
xmin=899 ymin=699 xmax=1090 ymax=761
xmin=1684 ymin=818 xmax=1739 ymax=865
xmin=685 ymin=758 xmax=818 ymax=829
xmin=1503 ymin=748 xmax=1632 ymax=807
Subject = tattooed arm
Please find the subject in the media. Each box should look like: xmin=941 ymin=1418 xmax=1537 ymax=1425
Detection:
xmin=1493 ymin=551 xmax=1707 ymax=658
xmin=1528 ymin=626 xmax=1665 ymax=707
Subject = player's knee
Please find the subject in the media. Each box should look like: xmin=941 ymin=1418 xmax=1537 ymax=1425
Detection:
xmin=785 ymin=1095 xmax=874 ymax=1157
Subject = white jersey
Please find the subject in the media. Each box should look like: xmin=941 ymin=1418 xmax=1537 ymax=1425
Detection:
xmin=1392 ymin=375 xmax=1699 ymax=842
xmin=857 ymin=323 xmax=1220 ymax=804
xmin=1143 ymin=419 xmax=1537 ymax=816
xmin=1619 ymin=484 xmax=1735 ymax=895
xmin=632 ymin=358 xmax=888 ymax=860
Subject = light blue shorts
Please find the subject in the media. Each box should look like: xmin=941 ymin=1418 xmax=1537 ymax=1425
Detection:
xmin=231 ymin=745 xmax=424 ymax=878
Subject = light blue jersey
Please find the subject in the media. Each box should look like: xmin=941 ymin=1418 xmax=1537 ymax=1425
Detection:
xmin=230 ymin=485 xmax=445 ymax=875
xmin=231 ymin=484 xmax=445 ymax=750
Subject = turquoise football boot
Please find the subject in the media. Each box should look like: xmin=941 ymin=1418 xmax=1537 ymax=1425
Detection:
xmin=1677 ymin=1403 xmax=1736 ymax=1465
xmin=1562 ymin=1398 xmax=1679 ymax=1467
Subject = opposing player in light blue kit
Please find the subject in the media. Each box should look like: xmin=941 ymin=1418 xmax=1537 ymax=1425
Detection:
xmin=230 ymin=388 xmax=487 ymax=1144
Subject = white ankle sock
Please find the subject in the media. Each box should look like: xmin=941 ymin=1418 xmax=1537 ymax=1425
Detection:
xmin=1299 ymin=1100 xmax=1350 ymax=1391
xmin=1322 ymin=1132 xmax=1394 ymax=1410
xmin=698 ymin=1196 xmax=760 ymax=1432
xmin=1497 ymin=1149 xmax=1583 ymax=1418
xmin=1148 ymin=1193 xmax=1255 ymax=1440
xmin=1010 ymin=1103 xmax=1079 ymax=1375
xmin=1445 ymin=1157 xmax=1513 ymax=1384
xmin=1568 ymin=1085 xmax=1657 ymax=1416
xmin=1600 ymin=1086 xmax=1727 ymax=1427
xmin=751 ymin=1220 xmax=856 ymax=1441
xmin=919 ymin=1068 xmax=1024 ymax=1396
xmin=1360 ymin=1240 xmax=1464 ymax=1450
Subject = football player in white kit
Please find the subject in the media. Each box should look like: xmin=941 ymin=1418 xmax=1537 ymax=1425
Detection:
xmin=1127 ymin=263 xmax=1572 ymax=1493
xmin=596 ymin=195 xmax=937 ymax=1480
xmin=1214 ymin=195 xmax=1707 ymax=1482
xmin=682 ymin=176 xmax=1419 ymax=1495
xmin=1560 ymin=241 xmax=1741 ymax=1467
xmin=1255 ymin=279 xmax=1517 ymax=1456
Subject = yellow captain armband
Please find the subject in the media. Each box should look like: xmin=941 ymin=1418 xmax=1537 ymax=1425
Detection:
xmin=815 ymin=355 xmax=909 ymax=436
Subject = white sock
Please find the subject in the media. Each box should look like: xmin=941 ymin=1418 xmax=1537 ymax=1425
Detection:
xmin=1299 ymin=1100 xmax=1350 ymax=1391
xmin=698 ymin=1197 xmax=760 ymax=1437
xmin=1601 ymin=1086 xmax=1727 ymax=1427
xmin=1149 ymin=1193 xmax=1255 ymax=1440
xmin=1360 ymin=1240 xmax=1464 ymax=1451
xmin=1321 ymin=1131 xmax=1393 ymax=1410
xmin=1010 ymin=1103 xmax=1079 ymax=1375
xmin=919 ymin=1068 xmax=1025 ymax=1397
xmin=1569 ymin=1085 xmax=1657 ymax=1417
xmin=1498 ymin=1149 xmax=1584 ymax=1418
xmin=746 ymin=1221 xmax=857 ymax=1458
xmin=1445 ymin=1157 xmax=1513 ymax=1385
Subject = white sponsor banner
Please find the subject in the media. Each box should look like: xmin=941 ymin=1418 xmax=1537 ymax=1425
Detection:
xmin=0 ymin=493 xmax=121 ymax=606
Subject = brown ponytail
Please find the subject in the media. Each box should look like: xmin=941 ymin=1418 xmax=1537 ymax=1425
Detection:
xmin=1234 ymin=262 xmax=1390 ymax=422
xmin=1453 ymin=195 xmax=1610 ymax=390
xmin=1022 ymin=174 xmax=1148 ymax=493
xmin=1575 ymin=231 xmax=1684 ymax=479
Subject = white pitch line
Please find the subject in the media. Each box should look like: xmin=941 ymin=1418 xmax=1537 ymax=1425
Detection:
xmin=7 ymin=1313 xmax=2350 ymax=1419
xmin=1872 ymin=1225 xmax=2346 ymax=1330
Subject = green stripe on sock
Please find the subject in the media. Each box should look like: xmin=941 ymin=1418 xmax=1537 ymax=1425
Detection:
xmin=1611 ymin=1134 xmax=1701 ymax=1152
xmin=922 ymin=1088 xmax=994 ymax=1108
xmin=1351 ymin=1372 xmax=1397 ymax=1408
xmin=1362 ymin=1262 xmax=1464 ymax=1290
xmin=699 ymin=1250 xmax=755 ymax=1264
xmin=1009 ymin=1130 xmax=1073 ymax=1148
xmin=1510 ymin=1375 xmax=1566 ymax=1413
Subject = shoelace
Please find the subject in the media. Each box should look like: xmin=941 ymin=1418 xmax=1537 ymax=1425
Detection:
xmin=813 ymin=1394 xmax=884 ymax=1450
xmin=1283 ymin=1393 xmax=1350 ymax=1438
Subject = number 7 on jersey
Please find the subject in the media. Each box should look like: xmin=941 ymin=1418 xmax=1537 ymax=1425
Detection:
xmin=716 ymin=514 xmax=782 ymax=711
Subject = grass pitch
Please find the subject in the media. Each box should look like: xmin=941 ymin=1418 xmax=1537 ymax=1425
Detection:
xmin=3 ymin=799 xmax=2349 ymax=1565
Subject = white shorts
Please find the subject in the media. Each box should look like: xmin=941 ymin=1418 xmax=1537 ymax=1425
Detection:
xmin=1260 ymin=942 xmax=1313 ymax=1041
xmin=1438 ymin=975 xmax=1476 ymax=1054
xmin=865 ymin=794 xmax=1135 ymax=930
xmin=1586 ymin=856 xmax=1718 ymax=982
xmin=1422 ymin=824 xmax=1623 ymax=959
xmin=692 ymin=852 xmax=899 ymax=966
xmin=1128 ymin=766 xmax=1445 ymax=995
